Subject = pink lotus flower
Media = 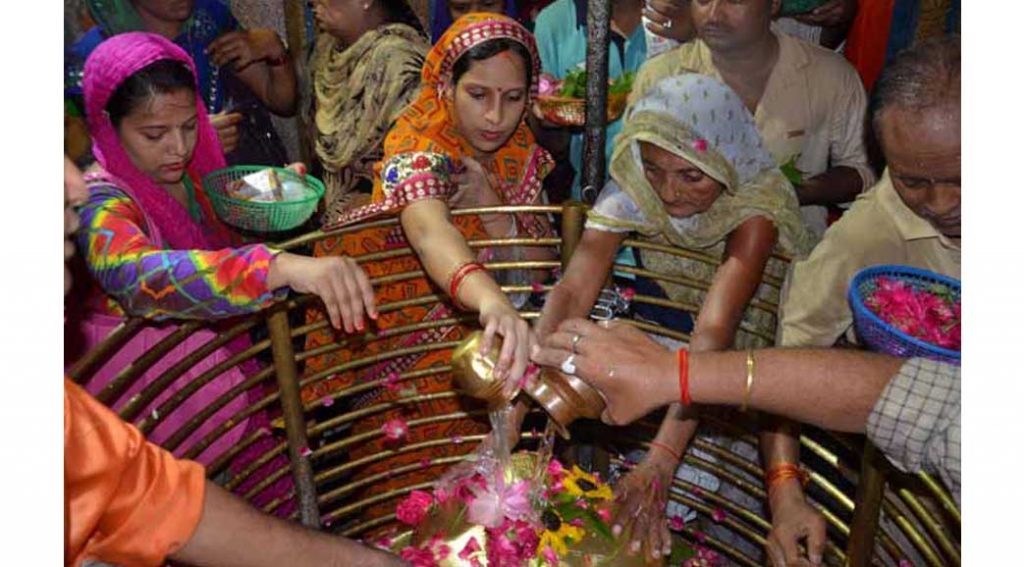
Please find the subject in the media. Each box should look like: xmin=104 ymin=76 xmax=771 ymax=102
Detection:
xmin=468 ymin=479 xmax=533 ymax=527
xmin=382 ymin=418 xmax=409 ymax=442
xmin=396 ymin=490 xmax=433 ymax=526
xmin=692 ymin=138 xmax=708 ymax=152
xmin=669 ymin=515 xmax=685 ymax=531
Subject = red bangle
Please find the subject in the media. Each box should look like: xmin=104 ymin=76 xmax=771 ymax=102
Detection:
xmin=678 ymin=348 xmax=691 ymax=406
xmin=649 ymin=440 xmax=682 ymax=462
xmin=765 ymin=463 xmax=810 ymax=493
xmin=448 ymin=262 xmax=486 ymax=308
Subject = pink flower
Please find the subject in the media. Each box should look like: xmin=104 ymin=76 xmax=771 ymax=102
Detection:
xmin=420 ymin=458 xmax=433 ymax=469
xmin=459 ymin=537 xmax=483 ymax=561
xmin=383 ymin=371 xmax=401 ymax=392
xmin=711 ymin=508 xmax=726 ymax=523
xmin=693 ymin=530 xmax=707 ymax=543
xmin=570 ymin=517 xmax=585 ymax=528
xmin=531 ymin=281 xmax=545 ymax=293
xmin=452 ymin=435 xmax=465 ymax=444
xmin=320 ymin=396 xmax=334 ymax=407
xmin=382 ymin=418 xmax=409 ymax=442
xmin=547 ymin=459 xmax=566 ymax=480
xmin=692 ymin=138 xmax=708 ymax=152
xmin=538 ymin=74 xmax=560 ymax=96
xmin=299 ymin=446 xmax=313 ymax=458
xmin=619 ymin=287 xmax=636 ymax=301
xmin=597 ymin=507 xmax=612 ymax=523
xmin=396 ymin=490 xmax=433 ymax=526
xmin=541 ymin=544 xmax=560 ymax=565
xmin=373 ymin=535 xmax=393 ymax=550
xmin=399 ymin=546 xmax=436 ymax=567
xmin=668 ymin=515 xmax=686 ymax=531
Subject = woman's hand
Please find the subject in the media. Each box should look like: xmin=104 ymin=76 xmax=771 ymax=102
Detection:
xmin=612 ymin=449 xmax=677 ymax=561
xmin=208 ymin=29 xmax=287 ymax=71
xmin=478 ymin=298 xmax=533 ymax=396
xmin=268 ymin=253 xmax=377 ymax=332
xmin=210 ymin=111 xmax=243 ymax=154
xmin=450 ymin=157 xmax=501 ymax=210
xmin=766 ymin=482 xmax=827 ymax=566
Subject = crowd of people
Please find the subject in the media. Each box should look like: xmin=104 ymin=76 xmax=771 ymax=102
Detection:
xmin=62 ymin=1 xmax=960 ymax=565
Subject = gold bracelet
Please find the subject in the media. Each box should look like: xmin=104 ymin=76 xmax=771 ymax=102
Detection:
xmin=741 ymin=349 xmax=755 ymax=412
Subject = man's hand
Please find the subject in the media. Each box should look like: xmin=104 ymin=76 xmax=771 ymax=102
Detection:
xmin=766 ymin=482 xmax=827 ymax=566
xmin=530 ymin=319 xmax=678 ymax=424
xmin=643 ymin=0 xmax=697 ymax=43
xmin=208 ymin=29 xmax=287 ymax=71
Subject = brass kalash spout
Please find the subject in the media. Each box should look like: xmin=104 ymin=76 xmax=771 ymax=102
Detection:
xmin=451 ymin=331 xmax=605 ymax=440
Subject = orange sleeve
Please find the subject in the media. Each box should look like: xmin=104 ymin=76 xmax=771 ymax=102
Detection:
xmin=64 ymin=379 xmax=206 ymax=567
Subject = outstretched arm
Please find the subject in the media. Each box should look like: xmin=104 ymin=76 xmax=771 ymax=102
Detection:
xmin=401 ymin=199 xmax=531 ymax=387
xmin=531 ymin=320 xmax=902 ymax=431
xmin=171 ymin=481 xmax=404 ymax=567
xmin=208 ymin=29 xmax=298 ymax=116
xmin=534 ymin=228 xmax=625 ymax=339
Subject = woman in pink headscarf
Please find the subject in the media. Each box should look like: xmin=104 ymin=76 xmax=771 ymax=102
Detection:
xmin=69 ymin=32 xmax=374 ymax=511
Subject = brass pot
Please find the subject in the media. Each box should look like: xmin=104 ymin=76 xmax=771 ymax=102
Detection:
xmin=451 ymin=331 xmax=606 ymax=439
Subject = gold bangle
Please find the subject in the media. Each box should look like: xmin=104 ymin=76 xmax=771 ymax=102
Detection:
xmin=741 ymin=349 xmax=755 ymax=412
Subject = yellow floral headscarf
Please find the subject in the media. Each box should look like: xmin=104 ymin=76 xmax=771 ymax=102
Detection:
xmin=589 ymin=73 xmax=813 ymax=258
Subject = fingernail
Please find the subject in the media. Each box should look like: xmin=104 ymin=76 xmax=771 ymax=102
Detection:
xmin=356 ymin=321 xmax=365 ymax=331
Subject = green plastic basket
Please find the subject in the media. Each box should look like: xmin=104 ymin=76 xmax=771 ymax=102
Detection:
xmin=203 ymin=166 xmax=325 ymax=232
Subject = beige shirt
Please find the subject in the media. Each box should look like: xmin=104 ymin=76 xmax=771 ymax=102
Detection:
xmin=630 ymin=32 xmax=875 ymax=240
xmin=777 ymin=170 xmax=961 ymax=347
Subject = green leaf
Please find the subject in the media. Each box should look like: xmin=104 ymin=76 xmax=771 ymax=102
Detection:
xmin=779 ymin=154 xmax=804 ymax=186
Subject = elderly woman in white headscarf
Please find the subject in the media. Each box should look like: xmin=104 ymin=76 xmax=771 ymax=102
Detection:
xmin=532 ymin=73 xmax=818 ymax=562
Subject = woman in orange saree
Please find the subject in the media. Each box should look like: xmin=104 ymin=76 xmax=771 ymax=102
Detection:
xmin=303 ymin=13 xmax=555 ymax=524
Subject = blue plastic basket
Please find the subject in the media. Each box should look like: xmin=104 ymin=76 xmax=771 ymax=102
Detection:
xmin=848 ymin=265 xmax=961 ymax=365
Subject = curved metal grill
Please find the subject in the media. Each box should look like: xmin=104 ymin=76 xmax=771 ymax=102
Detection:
xmin=67 ymin=203 xmax=960 ymax=566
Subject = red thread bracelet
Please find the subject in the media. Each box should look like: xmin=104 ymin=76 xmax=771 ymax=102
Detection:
xmin=649 ymin=440 xmax=682 ymax=462
xmin=448 ymin=262 xmax=486 ymax=307
xmin=678 ymin=348 xmax=691 ymax=406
